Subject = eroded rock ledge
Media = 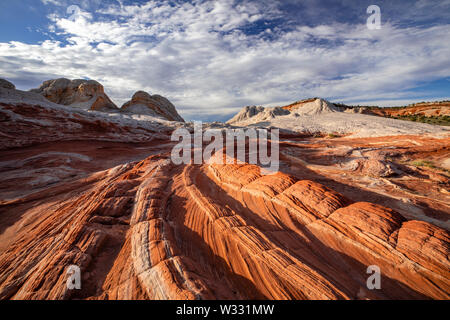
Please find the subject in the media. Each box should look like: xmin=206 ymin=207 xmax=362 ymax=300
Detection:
xmin=0 ymin=152 xmax=448 ymax=299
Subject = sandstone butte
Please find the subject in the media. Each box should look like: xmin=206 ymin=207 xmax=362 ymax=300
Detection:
xmin=29 ymin=78 xmax=184 ymax=122
xmin=30 ymin=78 xmax=119 ymax=113
xmin=121 ymin=91 xmax=185 ymax=122
xmin=0 ymin=78 xmax=449 ymax=300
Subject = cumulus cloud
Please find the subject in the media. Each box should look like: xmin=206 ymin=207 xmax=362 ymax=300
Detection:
xmin=2 ymin=0 xmax=450 ymax=121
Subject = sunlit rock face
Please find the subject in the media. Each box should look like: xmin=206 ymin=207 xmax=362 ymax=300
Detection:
xmin=30 ymin=78 xmax=119 ymax=112
xmin=121 ymin=91 xmax=185 ymax=122
xmin=0 ymin=87 xmax=449 ymax=300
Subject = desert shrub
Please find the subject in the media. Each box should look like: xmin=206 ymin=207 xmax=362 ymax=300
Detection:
xmin=411 ymin=160 xmax=435 ymax=168
xmin=327 ymin=133 xmax=339 ymax=138
xmin=393 ymin=115 xmax=450 ymax=126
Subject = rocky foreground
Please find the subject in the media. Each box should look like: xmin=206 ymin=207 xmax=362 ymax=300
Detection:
xmin=0 ymin=79 xmax=449 ymax=300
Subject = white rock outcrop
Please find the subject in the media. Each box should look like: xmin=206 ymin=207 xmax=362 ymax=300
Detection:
xmin=0 ymin=79 xmax=16 ymax=90
xmin=30 ymin=78 xmax=119 ymax=112
xmin=286 ymin=98 xmax=339 ymax=116
xmin=227 ymin=105 xmax=289 ymax=124
xmin=226 ymin=98 xmax=449 ymax=138
xmin=121 ymin=91 xmax=184 ymax=122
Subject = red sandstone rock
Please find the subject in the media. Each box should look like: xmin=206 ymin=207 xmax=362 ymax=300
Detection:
xmin=0 ymin=95 xmax=448 ymax=300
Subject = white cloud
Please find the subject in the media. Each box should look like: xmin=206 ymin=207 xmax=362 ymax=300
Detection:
xmin=40 ymin=0 xmax=63 ymax=5
xmin=2 ymin=0 xmax=450 ymax=121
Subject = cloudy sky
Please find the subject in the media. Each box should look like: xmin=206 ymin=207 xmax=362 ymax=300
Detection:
xmin=1 ymin=0 xmax=449 ymax=121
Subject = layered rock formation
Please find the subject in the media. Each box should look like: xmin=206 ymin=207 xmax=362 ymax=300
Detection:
xmin=0 ymin=83 xmax=177 ymax=150
xmin=346 ymin=102 xmax=450 ymax=118
xmin=0 ymin=90 xmax=449 ymax=300
xmin=227 ymin=105 xmax=289 ymax=124
xmin=3 ymin=79 xmax=185 ymax=122
xmin=121 ymin=91 xmax=184 ymax=122
xmin=281 ymin=98 xmax=339 ymax=115
xmin=227 ymin=98 xmax=449 ymax=138
xmin=30 ymin=78 xmax=119 ymax=112
xmin=227 ymin=105 xmax=265 ymax=124
xmin=0 ymin=79 xmax=15 ymax=90
xmin=0 ymin=144 xmax=448 ymax=299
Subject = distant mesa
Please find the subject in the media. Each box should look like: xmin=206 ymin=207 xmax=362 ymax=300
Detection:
xmin=30 ymin=78 xmax=119 ymax=112
xmin=0 ymin=78 xmax=15 ymax=90
xmin=227 ymin=98 xmax=337 ymax=124
xmin=226 ymin=97 xmax=449 ymax=136
xmin=121 ymin=90 xmax=185 ymax=122
xmin=337 ymin=101 xmax=450 ymax=118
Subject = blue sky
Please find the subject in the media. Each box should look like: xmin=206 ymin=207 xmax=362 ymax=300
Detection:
xmin=0 ymin=0 xmax=449 ymax=121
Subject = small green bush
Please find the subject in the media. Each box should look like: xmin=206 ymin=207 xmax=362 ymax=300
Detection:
xmin=411 ymin=160 xmax=435 ymax=168
xmin=393 ymin=115 xmax=450 ymax=126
